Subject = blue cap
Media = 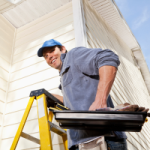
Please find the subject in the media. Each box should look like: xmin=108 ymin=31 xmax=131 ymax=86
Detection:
xmin=37 ymin=39 xmax=62 ymax=57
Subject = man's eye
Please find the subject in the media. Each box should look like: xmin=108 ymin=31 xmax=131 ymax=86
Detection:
xmin=44 ymin=55 xmax=48 ymax=58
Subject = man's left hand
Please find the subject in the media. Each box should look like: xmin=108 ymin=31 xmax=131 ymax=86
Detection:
xmin=89 ymin=100 xmax=107 ymax=111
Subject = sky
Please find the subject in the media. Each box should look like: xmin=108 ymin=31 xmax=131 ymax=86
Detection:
xmin=115 ymin=0 xmax=150 ymax=71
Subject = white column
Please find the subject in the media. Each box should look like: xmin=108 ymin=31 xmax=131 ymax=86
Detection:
xmin=72 ymin=0 xmax=88 ymax=47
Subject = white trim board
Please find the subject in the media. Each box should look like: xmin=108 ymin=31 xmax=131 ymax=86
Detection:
xmin=72 ymin=0 xmax=87 ymax=47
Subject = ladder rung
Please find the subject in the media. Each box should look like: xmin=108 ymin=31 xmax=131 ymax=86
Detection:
xmin=49 ymin=122 xmax=66 ymax=136
xmin=21 ymin=132 xmax=40 ymax=145
xmin=56 ymin=103 xmax=69 ymax=110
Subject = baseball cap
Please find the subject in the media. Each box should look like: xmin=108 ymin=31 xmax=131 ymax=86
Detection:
xmin=37 ymin=39 xmax=62 ymax=57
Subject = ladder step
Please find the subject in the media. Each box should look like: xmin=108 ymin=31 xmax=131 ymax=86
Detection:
xmin=49 ymin=121 xmax=66 ymax=136
xmin=21 ymin=132 xmax=40 ymax=144
xmin=56 ymin=103 xmax=69 ymax=110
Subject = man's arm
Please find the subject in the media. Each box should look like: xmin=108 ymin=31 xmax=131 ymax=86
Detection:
xmin=51 ymin=93 xmax=63 ymax=103
xmin=89 ymin=66 xmax=117 ymax=111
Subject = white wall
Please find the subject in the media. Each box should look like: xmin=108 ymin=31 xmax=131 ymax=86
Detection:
xmin=0 ymin=14 xmax=15 ymax=147
xmin=83 ymin=0 xmax=150 ymax=150
xmin=0 ymin=2 xmax=75 ymax=150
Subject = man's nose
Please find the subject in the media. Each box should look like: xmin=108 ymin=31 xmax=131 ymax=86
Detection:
xmin=48 ymin=53 xmax=53 ymax=60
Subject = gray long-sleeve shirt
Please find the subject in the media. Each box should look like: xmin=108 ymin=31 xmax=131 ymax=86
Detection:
xmin=59 ymin=47 xmax=127 ymax=148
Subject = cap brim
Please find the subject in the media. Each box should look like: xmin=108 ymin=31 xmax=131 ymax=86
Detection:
xmin=37 ymin=47 xmax=44 ymax=57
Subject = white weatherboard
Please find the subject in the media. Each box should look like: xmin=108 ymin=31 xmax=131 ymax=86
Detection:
xmin=7 ymin=0 xmax=23 ymax=4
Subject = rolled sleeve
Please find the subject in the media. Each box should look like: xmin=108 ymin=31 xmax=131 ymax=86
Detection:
xmin=96 ymin=49 xmax=120 ymax=69
xmin=74 ymin=47 xmax=120 ymax=75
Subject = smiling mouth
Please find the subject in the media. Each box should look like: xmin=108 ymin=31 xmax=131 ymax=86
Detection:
xmin=52 ymin=59 xmax=56 ymax=64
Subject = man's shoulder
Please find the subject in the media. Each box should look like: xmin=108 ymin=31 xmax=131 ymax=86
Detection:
xmin=68 ymin=47 xmax=106 ymax=54
xmin=68 ymin=46 xmax=91 ymax=56
xmin=69 ymin=46 xmax=87 ymax=53
xmin=69 ymin=47 xmax=111 ymax=58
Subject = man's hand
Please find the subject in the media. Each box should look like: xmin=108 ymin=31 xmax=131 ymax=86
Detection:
xmin=89 ymin=100 xmax=107 ymax=111
xmin=89 ymin=66 xmax=117 ymax=111
xmin=51 ymin=93 xmax=63 ymax=103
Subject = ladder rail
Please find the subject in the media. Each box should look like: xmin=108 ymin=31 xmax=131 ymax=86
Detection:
xmin=10 ymin=96 xmax=35 ymax=150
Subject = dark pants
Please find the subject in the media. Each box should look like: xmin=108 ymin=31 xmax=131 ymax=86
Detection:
xmin=69 ymin=145 xmax=79 ymax=150
xmin=106 ymin=138 xmax=127 ymax=150
xmin=69 ymin=139 xmax=127 ymax=150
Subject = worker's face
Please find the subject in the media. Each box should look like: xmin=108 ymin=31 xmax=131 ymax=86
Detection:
xmin=43 ymin=46 xmax=66 ymax=71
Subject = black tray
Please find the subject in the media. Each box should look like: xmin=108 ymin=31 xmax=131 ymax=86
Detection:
xmin=53 ymin=110 xmax=147 ymax=132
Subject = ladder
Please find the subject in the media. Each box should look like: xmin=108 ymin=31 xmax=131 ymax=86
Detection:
xmin=10 ymin=89 xmax=69 ymax=150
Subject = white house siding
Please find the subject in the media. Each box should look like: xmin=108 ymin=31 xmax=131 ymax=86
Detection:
xmin=0 ymin=2 xmax=75 ymax=150
xmin=0 ymin=14 xmax=15 ymax=147
xmin=83 ymin=0 xmax=150 ymax=150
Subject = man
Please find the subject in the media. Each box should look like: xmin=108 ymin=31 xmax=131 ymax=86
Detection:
xmin=37 ymin=39 xmax=127 ymax=150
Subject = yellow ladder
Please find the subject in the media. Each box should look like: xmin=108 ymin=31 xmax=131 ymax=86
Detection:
xmin=10 ymin=89 xmax=68 ymax=150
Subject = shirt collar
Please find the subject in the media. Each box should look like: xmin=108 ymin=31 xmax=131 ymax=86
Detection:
xmin=59 ymin=53 xmax=67 ymax=75
xmin=60 ymin=53 xmax=66 ymax=62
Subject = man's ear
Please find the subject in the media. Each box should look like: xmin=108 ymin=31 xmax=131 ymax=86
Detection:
xmin=61 ymin=46 xmax=66 ymax=53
